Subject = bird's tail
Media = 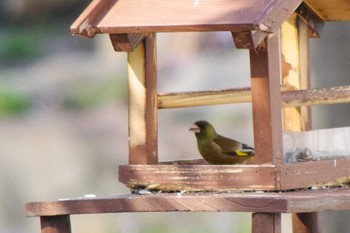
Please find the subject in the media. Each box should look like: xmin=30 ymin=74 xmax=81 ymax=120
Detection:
xmin=241 ymin=144 xmax=255 ymax=156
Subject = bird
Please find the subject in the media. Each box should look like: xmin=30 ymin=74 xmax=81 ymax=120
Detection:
xmin=189 ymin=120 xmax=255 ymax=165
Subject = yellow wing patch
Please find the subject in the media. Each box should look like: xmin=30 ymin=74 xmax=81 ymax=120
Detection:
xmin=224 ymin=150 xmax=254 ymax=157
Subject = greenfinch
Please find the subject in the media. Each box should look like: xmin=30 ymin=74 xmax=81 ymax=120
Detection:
xmin=189 ymin=120 xmax=255 ymax=165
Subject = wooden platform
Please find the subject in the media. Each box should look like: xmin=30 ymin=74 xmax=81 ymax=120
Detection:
xmin=26 ymin=188 xmax=350 ymax=217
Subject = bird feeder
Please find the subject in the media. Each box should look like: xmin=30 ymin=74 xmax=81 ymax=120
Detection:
xmin=70 ymin=0 xmax=350 ymax=192
xmin=24 ymin=1 xmax=350 ymax=233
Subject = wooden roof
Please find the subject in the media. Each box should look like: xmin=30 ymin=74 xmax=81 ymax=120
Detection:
xmin=71 ymin=0 xmax=302 ymax=38
xmin=304 ymin=0 xmax=350 ymax=21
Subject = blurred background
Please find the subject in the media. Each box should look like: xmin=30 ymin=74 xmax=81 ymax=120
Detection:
xmin=0 ymin=0 xmax=349 ymax=232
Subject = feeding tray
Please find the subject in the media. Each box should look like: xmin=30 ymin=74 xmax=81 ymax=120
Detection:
xmin=119 ymin=159 xmax=350 ymax=192
xmin=120 ymin=127 xmax=350 ymax=192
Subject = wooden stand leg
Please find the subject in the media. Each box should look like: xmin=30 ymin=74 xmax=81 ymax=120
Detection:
xmin=252 ymin=213 xmax=281 ymax=233
xmin=40 ymin=215 xmax=71 ymax=233
xmin=292 ymin=213 xmax=319 ymax=233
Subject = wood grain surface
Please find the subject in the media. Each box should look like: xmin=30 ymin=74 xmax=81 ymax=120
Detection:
xmin=26 ymin=188 xmax=350 ymax=217
xmin=71 ymin=0 xmax=303 ymax=36
xmin=157 ymin=85 xmax=350 ymax=109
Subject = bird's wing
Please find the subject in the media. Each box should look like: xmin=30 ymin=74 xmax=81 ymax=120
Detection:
xmin=213 ymin=135 xmax=254 ymax=157
xmin=225 ymin=150 xmax=255 ymax=157
xmin=213 ymin=135 xmax=248 ymax=157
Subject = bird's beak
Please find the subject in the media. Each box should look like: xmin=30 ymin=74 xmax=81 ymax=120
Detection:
xmin=189 ymin=124 xmax=200 ymax=133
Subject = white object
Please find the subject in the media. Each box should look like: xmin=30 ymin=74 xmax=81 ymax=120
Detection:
xmin=283 ymin=127 xmax=350 ymax=163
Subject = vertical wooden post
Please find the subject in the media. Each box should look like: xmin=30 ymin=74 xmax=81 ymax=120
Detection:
xmin=294 ymin=16 xmax=318 ymax=232
xmin=281 ymin=13 xmax=302 ymax=131
xmin=298 ymin=18 xmax=312 ymax=131
xmin=281 ymin=15 xmax=317 ymax=233
xmin=281 ymin=13 xmax=312 ymax=131
xmin=292 ymin=213 xmax=319 ymax=233
xmin=293 ymin=18 xmax=318 ymax=233
xmin=40 ymin=215 xmax=71 ymax=233
xmin=127 ymin=33 xmax=158 ymax=165
xmin=250 ymin=33 xmax=283 ymax=165
xmin=252 ymin=213 xmax=281 ymax=233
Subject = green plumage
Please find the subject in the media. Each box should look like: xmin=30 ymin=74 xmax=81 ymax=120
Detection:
xmin=189 ymin=120 xmax=255 ymax=165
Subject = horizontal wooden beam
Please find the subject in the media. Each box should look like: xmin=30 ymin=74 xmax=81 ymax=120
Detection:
xmin=26 ymin=188 xmax=350 ymax=216
xmin=110 ymin=33 xmax=148 ymax=51
xmin=158 ymin=87 xmax=251 ymax=109
xmin=157 ymin=85 xmax=350 ymax=109
xmin=232 ymin=30 xmax=267 ymax=49
xmin=282 ymin=85 xmax=350 ymax=107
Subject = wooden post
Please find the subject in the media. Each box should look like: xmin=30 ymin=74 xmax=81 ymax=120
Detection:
xmin=292 ymin=213 xmax=319 ymax=233
xmin=249 ymin=33 xmax=283 ymax=165
xmin=281 ymin=15 xmax=318 ymax=233
xmin=292 ymin=17 xmax=319 ymax=232
xmin=40 ymin=215 xmax=71 ymax=233
xmin=252 ymin=213 xmax=281 ymax=233
xmin=292 ymin=17 xmax=319 ymax=233
xmin=281 ymin=13 xmax=302 ymax=131
xmin=280 ymin=12 xmax=312 ymax=131
xmin=127 ymin=33 xmax=158 ymax=164
xmin=298 ymin=17 xmax=312 ymax=130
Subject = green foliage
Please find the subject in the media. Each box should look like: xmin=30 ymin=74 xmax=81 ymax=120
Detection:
xmin=0 ymin=29 xmax=41 ymax=63
xmin=0 ymin=89 xmax=31 ymax=116
xmin=63 ymin=78 xmax=127 ymax=110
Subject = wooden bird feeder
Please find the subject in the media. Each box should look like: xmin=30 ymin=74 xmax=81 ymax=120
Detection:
xmin=70 ymin=0 xmax=350 ymax=192
xmin=25 ymin=0 xmax=350 ymax=232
